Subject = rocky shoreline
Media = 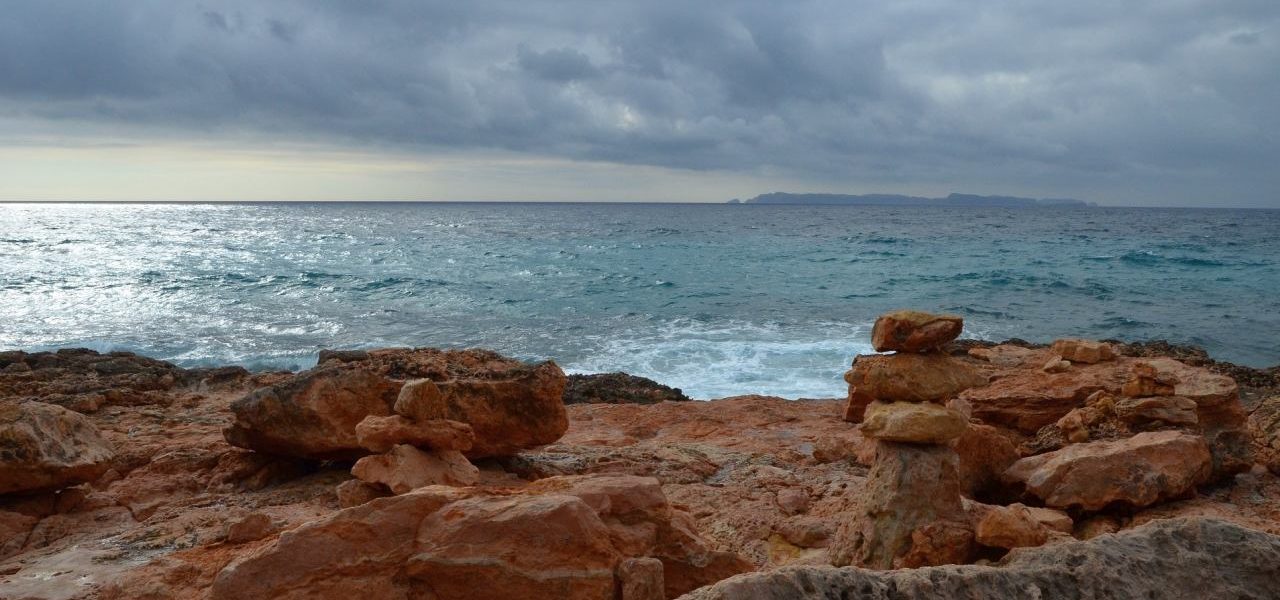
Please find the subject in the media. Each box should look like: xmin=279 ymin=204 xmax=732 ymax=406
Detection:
xmin=2 ymin=318 xmax=1280 ymax=599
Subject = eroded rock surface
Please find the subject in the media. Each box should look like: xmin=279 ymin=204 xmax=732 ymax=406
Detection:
xmin=681 ymin=518 xmax=1280 ymax=600
xmin=0 ymin=402 xmax=115 ymax=495
xmin=870 ymin=311 xmax=963 ymax=353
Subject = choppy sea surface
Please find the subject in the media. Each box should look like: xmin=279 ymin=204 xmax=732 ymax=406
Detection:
xmin=2 ymin=202 xmax=1277 ymax=398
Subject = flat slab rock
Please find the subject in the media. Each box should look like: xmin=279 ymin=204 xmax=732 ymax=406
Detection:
xmin=681 ymin=518 xmax=1280 ymax=600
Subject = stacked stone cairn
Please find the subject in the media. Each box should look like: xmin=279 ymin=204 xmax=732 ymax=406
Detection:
xmin=831 ymin=310 xmax=988 ymax=569
xmin=340 ymin=379 xmax=482 ymax=504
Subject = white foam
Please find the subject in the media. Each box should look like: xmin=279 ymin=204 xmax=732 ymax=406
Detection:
xmin=562 ymin=319 xmax=875 ymax=399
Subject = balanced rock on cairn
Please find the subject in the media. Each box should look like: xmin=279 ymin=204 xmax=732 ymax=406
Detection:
xmin=831 ymin=310 xmax=988 ymax=569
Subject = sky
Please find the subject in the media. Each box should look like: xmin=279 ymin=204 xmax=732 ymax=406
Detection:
xmin=1 ymin=1 xmax=1277 ymax=206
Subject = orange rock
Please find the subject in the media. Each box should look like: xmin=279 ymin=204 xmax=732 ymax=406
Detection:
xmin=224 ymin=367 xmax=400 ymax=460
xmin=225 ymin=512 xmax=276 ymax=544
xmin=1050 ymin=339 xmax=1116 ymax=364
xmin=406 ymin=494 xmax=622 ymax=599
xmin=975 ymin=503 xmax=1050 ymax=549
xmin=618 ymin=557 xmax=665 ymax=600
xmin=860 ymin=401 xmax=968 ymax=444
xmin=1113 ymin=396 xmax=1198 ymax=426
xmin=0 ymin=401 xmax=115 ymax=495
xmin=0 ymin=510 xmax=38 ymax=560
xmin=953 ymin=423 xmax=1019 ymax=498
xmin=354 ymin=414 xmax=474 ymax=453
xmin=844 ymin=353 xmax=987 ymax=405
xmin=351 ymin=445 xmax=479 ymax=494
xmin=960 ymin=360 xmax=1129 ymax=433
xmin=398 ymin=362 xmax=569 ymax=459
xmin=870 ymin=311 xmax=964 ymax=353
xmin=1004 ymin=430 xmax=1212 ymax=511
xmin=1042 ymin=356 xmax=1071 ymax=373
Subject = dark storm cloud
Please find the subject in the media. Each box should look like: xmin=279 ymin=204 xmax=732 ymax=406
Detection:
xmin=1 ymin=0 xmax=1277 ymax=204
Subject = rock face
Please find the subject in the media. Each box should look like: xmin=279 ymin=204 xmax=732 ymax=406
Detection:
xmin=829 ymin=442 xmax=968 ymax=569
xmin=211 ymin=475 xmax=750 ymax=600
xmin=1251 ymin=395 xmax=1280 ymax=475
xmin=1003 ymin=430 xmax=1212 ymax=511
xmin=224 ymin=367 xmax=401 ymax=460
xmin=0 ymin=401 xmax=115 ymax=495
xmin=860 ymin=401 xmax=967 ymax=444
xmin=952 ymin=423 xmax=1019 ymax=499
xmin=224 ymin=350 xmax=569 ymax=460
xmin=350 ymin=444 xmax=479 ymax=493
xmin=680 ymin=518 xmax=1280 ymax=600
xmin=870 ymin=311 xmax=964 ymax=353
xmin=844 ymin=354 xmax=987 ymax=406
xmin=563 ymin=373 xmax=691 ymax=405
xmin=405 ymin=362 xmax=569 ymax=459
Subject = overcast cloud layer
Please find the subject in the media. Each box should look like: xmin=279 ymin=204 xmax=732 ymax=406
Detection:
xmin=1 ymin=0 xmax=1278 ymax=205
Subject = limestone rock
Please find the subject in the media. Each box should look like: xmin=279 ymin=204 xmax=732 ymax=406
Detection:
xmin=844 ymin=353 xmax=987 ymax=406
xmin=354 ymin=414 xmax=474 ymax=453
xmin=860 ymin=401 xmax=967 ymax=444
xmin=1113 ymin=395 xmax=1198 ymax=427
xmin=396 ymin=362 xmax=569 ymax=459
xmin=351 ymin=445 xmax=479 ymax=493
xmin=563 ymin=373 xmax=690 ymax=405
xmin=618 ymin=557 xmax=666 ymax=600
xmin=1003 ymin=430 xmax=1212 ymax=510
xmin=960 ymin=362 xmax=1126 ymax=433
xmin=0 ymin=401 xmax=115 ymax=495
xmin=1120 ymin=362 xmax=1178 ymax=397
xmin=223 ymin=367 xmax=401 ymax=460
xmin=1251 ymin=395 xmax=1280 ymax=475
xmin=1041 ymin=356 xmax=1071 ymax=373
xmin=225 ymin=512 xmax=276 ymax=544
xmin=1050 ymin=339 xmax=1115 ymax=364
xmin=680 ymin=519 xmax=1280 ymax=600
xmin=870 ymin=311 xmax=963 ymax=353
xmin=830 ymin=441 xmax=968 ymax=569
xmin=0 ymin=510 xmax=38 ymax=560
xmin=975 ymin=504 xmax=1054 ymax=549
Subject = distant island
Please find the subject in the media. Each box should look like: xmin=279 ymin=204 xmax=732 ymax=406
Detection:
xmin=729 ymin=192 xmax=1094 ymax=207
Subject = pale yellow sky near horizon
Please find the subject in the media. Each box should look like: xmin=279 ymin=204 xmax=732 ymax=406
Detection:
xmin=0 ymin=139 xmax=893 ymax=203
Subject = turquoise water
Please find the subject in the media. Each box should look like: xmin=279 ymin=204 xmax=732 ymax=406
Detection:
xmin=2 ymin=202 xmax=1277 ymax=398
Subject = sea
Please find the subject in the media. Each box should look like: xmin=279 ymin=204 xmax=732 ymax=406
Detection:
xmin=2 ymin=202 xmax=1277 ymax=399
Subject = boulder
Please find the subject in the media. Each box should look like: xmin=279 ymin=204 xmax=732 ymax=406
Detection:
xmin=975 ymin=504 xmax=1057 ymax=549
xmin=395 ymin=362 xmax=569 ymax=459
xmin=224 ymin=367 xmax=401 ymax=460
xmin=1120 ymin=362 xmax=1178 ymax=397
xmin=960 ymin=361 xmax=1129 ymax=433
xmin=860 ymin=401 xmax=967 ymax=444
xmin=1003 ymin=431 xmax=1212 ymax=511
xmin=563 ymin=373 xmax=690 ymax=405
xmin=0 ymin=510 xmax=38 ymax=560
xmin=870 ymin=311 xmax=963 ymax=353
xmin=680 ymin=519 xmax=1280 ymax=600
xmin=405 ymin=494 xmax=622 ymax=599
xmin=1251 ymin=395 xmax=1280 ymax=475
xmin=334 ymin=479 xmax=391 ymax=508
xmin=1113 ymin=396 xmax=1198 ymax=427
xmin=618 ymin=557 xmax=666 ymax=600
xmin=354 ymin=415 xmax=474 ymax=453
xmin=0 ymin=401 xmax=115 ymax=495
xmin=1049 ymin=339 xmax=1115 ymax=364
xmin=351 ymin=445 xmax=479 ymax=494
xmin=844 ymin=354 xmax=987 ymax=406
xmin=830 ymin=441 xmax=968 ymax=569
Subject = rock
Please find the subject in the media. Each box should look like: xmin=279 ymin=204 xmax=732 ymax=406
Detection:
xmin=351 ymin=445 xmax=479 ymax=494
xmin=830 ymin=441 xmax=968 ymax=569
xmin=1251 ymin=395 xmax=1280 ymax=475
xmin=225 ymin=512 xmax=276 ymax=544
xmin=0 ymin=401 xmax=115 ymax=495
xmin=960 ymin=360 xmax=1129 ymax=433
xmin=563 ymin=373 xmax=690 ymax=405
xmin=776 ymin=517 xmax=833 ymax=549
xmin=1041 ymin=356 xmax=1071 ymax=373
xmin=211 ymin=487 xmax=474 ymax=600
xmin=1003 ymin=431 xmax=1212 ymax=510
xmin=1120 ymin=362 xmax=1178 ymax=397
xmin=354 ymin=415 xmax=474 ymax=453
xmin=967 ymin=344 xmax=1038 ymax=368
xmin=334 ymin=479 xmax=391 ymax=508
xmin=952 ymin=423 xmax=1019 ymax=499
xmin=1074 ymin=515 xmax=1122 ymax=540
xmin=223 ymin=367 xmax=401 ymax=460
xmin=844 ymin=353 xmax=987 ymax=407
xmin=1024 ymin=506 xmax=1073 ymax=533
xmin=860 ymin=401 xmax=967 ymax=444
xmin=405 ymin=494 xmax=622 ymax=599
xmin=870 ymin=311 xmax=964 ymax=353
xmin=0 ymin=510 xmax=38 ymax=560
xmin=680 ymin=519 xmax=1280 ymax=600
xmin=395 ymin=362 xmax=569 ymax=459
xmin=1050 ymin=339 xmax=1115 ymax=364
xmin=775 ymin=488 xmax=809 ymax=515
xmin=618 ymin=557 xmax=666 ymax=600
xmin=842 ymin=389 xmax=872 ymax=423
xmin=975 ymin=504 xmax=1051 ymax=549
xmin=1113 ymin=396 xmax=1198 ymax=426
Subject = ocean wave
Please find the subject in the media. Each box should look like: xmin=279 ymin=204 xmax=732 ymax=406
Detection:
xmin=561 ymin=319 xmax=874 ymax=399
